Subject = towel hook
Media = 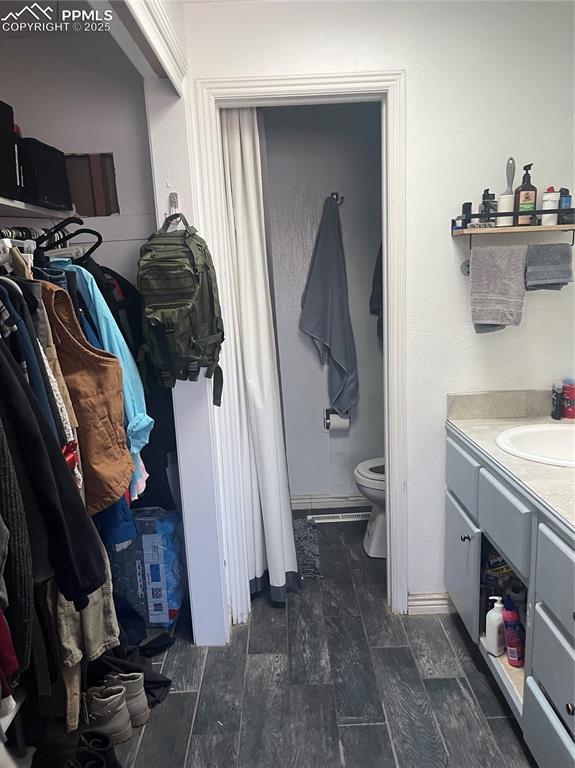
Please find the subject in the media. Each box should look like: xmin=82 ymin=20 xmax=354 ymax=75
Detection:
xmin=330 ymin=192 xmax=344 ymax=206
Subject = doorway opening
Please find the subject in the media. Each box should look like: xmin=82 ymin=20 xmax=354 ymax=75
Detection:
xmin=258 ymin=101 xmax=384 ymax=536
xmin=187 ymin=72 xmax=407 ymax=636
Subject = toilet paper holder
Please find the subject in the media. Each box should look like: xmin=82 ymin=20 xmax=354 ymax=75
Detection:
xmin=324 ymin=408 xmax=350 ymax=431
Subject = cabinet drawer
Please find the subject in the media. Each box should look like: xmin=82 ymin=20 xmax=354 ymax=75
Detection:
xmin=445 ymin=492 xmax=481 ymax=642
xmin=478 ymin=469 xmax=531 ymax=577
xmin=523 ymin=677 xmax=575 ymax=768
xmin=532 ymin=604 xmax=575 ymax=737
xmin=536 ymin=523 xmax=575 ymax=638
xmin=446 ymin=438 xmax=480 ymax=520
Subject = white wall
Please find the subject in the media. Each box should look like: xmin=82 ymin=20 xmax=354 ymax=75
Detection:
xmin=144 ymin=78 xmax=229 ymax=644
xmin=0 ymin=32 xmax=156 ymax=282
xmin=262 ymin=103 xmax=384 ymax=499
xmin=183 ymin=0 xmax=575 ymax=595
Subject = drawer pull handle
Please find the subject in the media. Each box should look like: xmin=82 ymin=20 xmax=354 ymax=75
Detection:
xmin=566 ymin=703 xmax=575 ymax=717
xmin=460 ymin=534 xmax=471 ymax=542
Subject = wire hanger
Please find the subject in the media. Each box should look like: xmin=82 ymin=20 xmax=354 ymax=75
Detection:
xmin=330 ymin=192 xmax=344 ymax=206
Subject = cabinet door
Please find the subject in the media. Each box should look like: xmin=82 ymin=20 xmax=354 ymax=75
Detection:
xmin=536 ymin=523 xmax=575 ymax=639
xmin=446 ymin=491 xmax=481 ymax=642
xmin=523 ymin=677 xmax=575 ymax=768
xmin=532 ymin=604 xmax=575 ymax=737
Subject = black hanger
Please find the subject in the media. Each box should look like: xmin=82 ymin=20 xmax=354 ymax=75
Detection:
xmin=53 ymin=227 xmax=103 ymax=259
xmin=330 ymin=192 xmax=344 ymax=206
xmin=35 ymin=216 xmax=84 ymax=247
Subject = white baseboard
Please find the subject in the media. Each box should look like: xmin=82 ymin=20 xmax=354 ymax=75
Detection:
xmin=291 ymin=494 xmax=371 ymax=511
xmin=408 ymin=592 xmax=456 ymax=615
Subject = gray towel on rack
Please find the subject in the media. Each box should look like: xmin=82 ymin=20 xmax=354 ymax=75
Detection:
xmin=470 ymin=245 xmax=528 ymax=333
xmin=300 ymin=196 xmax=358 ymax=416
xmin=525 ymin=243 xmax=573 ymax=291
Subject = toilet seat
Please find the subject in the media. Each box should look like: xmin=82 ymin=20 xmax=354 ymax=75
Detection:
xmin=354 ymin=457 xmax=386 ymax=491
xmin=355 ymin=457 xmax=385 ymax=481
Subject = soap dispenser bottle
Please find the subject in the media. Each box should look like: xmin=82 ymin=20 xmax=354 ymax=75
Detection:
xmin=484 ymin=596 xmax=505 ymax=656
xmin=514 ymin=163 xmax=537 ymax=225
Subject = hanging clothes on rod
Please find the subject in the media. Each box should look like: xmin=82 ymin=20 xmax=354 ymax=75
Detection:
xmin=0 ymin=224 xmax=160 ymax=737
xmin=46 ymin=233 xmax=154 ymax=502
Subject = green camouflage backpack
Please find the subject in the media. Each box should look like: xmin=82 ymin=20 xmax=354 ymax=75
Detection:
xmin=138 ymin=213 xmax=224 ymax=405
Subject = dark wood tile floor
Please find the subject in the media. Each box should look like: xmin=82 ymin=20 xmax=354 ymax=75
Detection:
xmin=117 ymin=521 xmax=536 ymax=768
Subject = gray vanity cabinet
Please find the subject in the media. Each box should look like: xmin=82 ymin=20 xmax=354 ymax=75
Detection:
xmin=535 ymin=523 xmax=575 ymax=638
xmin=445 ymin=492 xmax=481 ymax=641
xmin=446 ymin=437 xmax=480 ymax=520
xmin=478 ymin=468 xmax=532 ymax=579
xmin=523 ymin=677 xmax=575 ymax=768
xmin=445 ymin=426 xmax=575 ymax=768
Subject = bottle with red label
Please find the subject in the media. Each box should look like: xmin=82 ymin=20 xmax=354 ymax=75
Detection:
xmin=503 ymin=595 xmax=525 ymax=668
xmin=562 ymin=378 xmax=575 ymax=420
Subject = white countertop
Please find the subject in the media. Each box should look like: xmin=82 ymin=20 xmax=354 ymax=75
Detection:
xmin=448 ymin=416 xmax=575 ymax=530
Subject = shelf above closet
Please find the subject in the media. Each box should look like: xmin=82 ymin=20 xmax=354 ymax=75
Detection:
xmin=0 ymin=195 xmax=76 ymax=220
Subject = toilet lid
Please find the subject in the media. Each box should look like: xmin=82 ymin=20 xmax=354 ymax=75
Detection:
xmin=356 ymin=458 xmax=386 ymax=481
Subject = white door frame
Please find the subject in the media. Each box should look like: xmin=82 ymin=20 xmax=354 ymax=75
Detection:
xmin=187 ymin=71 xmax=408 ymax=616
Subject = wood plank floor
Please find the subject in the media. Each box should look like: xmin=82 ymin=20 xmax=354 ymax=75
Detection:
xmin=116 ymin=520 xmax=536 ymax=768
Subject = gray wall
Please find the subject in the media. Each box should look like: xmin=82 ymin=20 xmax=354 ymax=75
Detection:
xmin=261 ymin=103 xmax=384 ymax=499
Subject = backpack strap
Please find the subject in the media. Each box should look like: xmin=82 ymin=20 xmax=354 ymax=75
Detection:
xmin=158 ymin=213 xmax=197 ymax=237
xmin=211 ymin=364 xmax=223 ymax=407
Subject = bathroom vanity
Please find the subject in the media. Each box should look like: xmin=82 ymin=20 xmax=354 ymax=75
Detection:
xmin=445 ymin=400 xmax=575 ymax=768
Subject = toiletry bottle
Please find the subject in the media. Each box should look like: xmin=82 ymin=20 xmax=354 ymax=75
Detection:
xmin=552 ymin=381 xmax=563 ymax=420
xmin=514 ymin=163 xmax=537 ymax=225
xmin=562 ymin=378 xmax=575 ymax=419
xmin=480 ymin=189 xmax=497 ymax=225
xmin=509 ymin=581 xmax=527 ymax=629
xmin=541 ymin=187 xmax=560 ymax=226
xmin=558 ymin=188 xmax=574 ymax=225
xmin=485 ymin=596 xmax=505 ymax=656
xmin=503 ymin=595 xmax=525 ymax=668
xmin=461 ymin=201 xmax=472 ymax=229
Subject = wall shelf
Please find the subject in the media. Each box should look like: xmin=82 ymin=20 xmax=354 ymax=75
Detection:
xmin=452 ymin=221 xmax=575 ymax=273
xmin=453 ymin=224 xmax=575 ymax=237
xmin=0 ymin=195 xmax=75 ymax=220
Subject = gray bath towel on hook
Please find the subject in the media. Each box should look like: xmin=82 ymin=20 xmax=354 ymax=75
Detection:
xmin=471 ymin=245 xmax=528 ymax=333
xmin=300 ymin=196 xmax=359 ymax=416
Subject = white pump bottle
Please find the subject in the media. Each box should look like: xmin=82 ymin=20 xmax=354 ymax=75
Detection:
xmin=485 ymin=596 xmax=505 ymax=657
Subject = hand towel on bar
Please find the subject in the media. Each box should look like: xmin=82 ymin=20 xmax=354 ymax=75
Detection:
xmin=470 ymin=245 xmax=528 ymax=333
xmin=525 ymin=243 xmax=573 ymax=291
xmin=300 ymin=196 xmax=358 ymax=416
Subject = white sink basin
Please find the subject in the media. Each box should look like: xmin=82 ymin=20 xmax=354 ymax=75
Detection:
xmin=496 ymin=423 xmax=575 ymax=468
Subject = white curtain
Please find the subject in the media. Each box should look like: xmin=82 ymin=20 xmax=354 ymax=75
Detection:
xmin=219 ymin=108 xmax=298 ymax=610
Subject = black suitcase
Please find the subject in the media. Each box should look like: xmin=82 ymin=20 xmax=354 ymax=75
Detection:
xmin=18 ymin=137 xmax=72 ymax=210
xmin=0 ymin=133 xmax=22 ymax=200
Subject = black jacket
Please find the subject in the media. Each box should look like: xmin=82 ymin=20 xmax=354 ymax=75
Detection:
xmin=0 ymin=342 xmax=106 ymax=610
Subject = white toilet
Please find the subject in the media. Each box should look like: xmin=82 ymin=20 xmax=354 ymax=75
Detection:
xmin=354 ymin=457 xmax=386 ymax=558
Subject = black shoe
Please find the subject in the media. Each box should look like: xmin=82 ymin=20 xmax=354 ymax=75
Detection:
xmin=65 ymin=748 xmax=106 ymax=768
xmin=79 ymin=732 xmax=123 ymax=768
